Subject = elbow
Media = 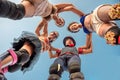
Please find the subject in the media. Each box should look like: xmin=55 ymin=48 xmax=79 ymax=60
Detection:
xmin=89 ymin=49 xmax=93 ymax=53
xmin=90 ymin=50 xmax=93 ymax=53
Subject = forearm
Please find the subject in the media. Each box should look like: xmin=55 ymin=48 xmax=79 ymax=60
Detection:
xmin=35 ymin=26 xmax=42 ymax=36
xmin=70 ymin=6 xmax=85 ymax=17
xmin=79 ymin=45 xmax=88 ymax=49
xmin=48 ymin=50 xmax=57 ymax=59
xmin=78 ymin=41 xmax=93 ymax=54
xmin=57 ymin=6 xmax=85 ymax=17
xmin=35 ymin=19 xmax=46 ymax=36
xmin=83 ymin=47 xmax=92 ymax=54
xmin=42 ymin=21 xmax=48 ymax=36
xmin=50 ymin=46 xmax=59 ymax=51
xmin=85 ymin=33 xmax=92 ymax=48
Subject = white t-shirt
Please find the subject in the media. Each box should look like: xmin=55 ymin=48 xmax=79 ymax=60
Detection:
xmin=25 ymin=0 xmax=53 ymax=17
xmin=91 ymin=4 xmax=116 ymax=37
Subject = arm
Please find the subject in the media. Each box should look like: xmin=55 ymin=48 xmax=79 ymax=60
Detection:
xmin=35 ymin=18 xmax=48 ymax=36
xmin=42 ymin=19 xmax=48 ymax=37
xmin=82 ymin=41 xmax=92 ymax=54
xmin=80 ymin=33 xmax=92 ymax=49
xmin=48 ymin=44 xmax=61 ymax=59
xmin=78 ymin=41 xmax=93 ymax=54
xmin=48 ymin=49 xmax=59 ymax=59
xmin=55 ymin=3 xmax=85 ymax=17
xmin=49 ymin=45 xmax=60 ymax=51
xmin=78 ymin=33 xmax=93 ymax=54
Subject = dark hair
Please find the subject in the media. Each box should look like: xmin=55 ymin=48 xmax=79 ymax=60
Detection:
xmin=51 ymin=6 xmax=57 ymax=14
xmin=63 ymin=36 xmax=76 ymax=47
xmin=67 ymin=22 xmax=80 ymax=33
xmin=107 ymin=26 xmax=120 ymax=45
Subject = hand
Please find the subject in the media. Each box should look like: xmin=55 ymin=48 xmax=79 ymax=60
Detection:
xmin=41 ymin=43 xmax=50 ymax=52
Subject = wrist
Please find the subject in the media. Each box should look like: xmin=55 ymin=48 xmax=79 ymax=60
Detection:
xmin=78 ymin=48 xmax=83 ymax=54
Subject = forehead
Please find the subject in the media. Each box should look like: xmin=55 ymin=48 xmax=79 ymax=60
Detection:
xmin=66 ymin=38 xmax=73 ymax=41
xmin=50 ymin=32 xmax=58 ymax=37
xmin=50 ymin=32 xmax=55 ymax=35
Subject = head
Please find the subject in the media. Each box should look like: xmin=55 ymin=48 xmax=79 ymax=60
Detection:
xmin=68 ymin=22 xmax=82 ymax=33
xmin=108 ymin=3 xmax=120 ymax=20
xmin=104 ymin=26 xmax=120 ymax=45
xmin=48 ymin=31 xmax=59 ymax=43
xmin=52 ymin=14 xmax=65 ymax=27
xmin=63 ymin=36 xmax=76 ymax=47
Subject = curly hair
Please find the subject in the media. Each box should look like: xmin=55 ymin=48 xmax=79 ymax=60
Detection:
xmin=105 ymin=26 xmax=120 ymax=45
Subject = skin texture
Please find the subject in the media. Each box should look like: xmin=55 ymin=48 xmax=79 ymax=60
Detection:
xmin=0 ymin=41 xmax=33 ymax=69
xmin=35 ymin=3 xmax=84 ymax=37
xmin=0 ymin=31 xmax=59 ymax=70
xmin=48 ymin=37 xmax=92 ymax=59
xmin=68 ymin=3 xmax=120 ymax=46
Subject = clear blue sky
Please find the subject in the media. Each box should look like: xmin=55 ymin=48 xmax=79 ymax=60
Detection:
xmin=0 ymin=0 xmax=120 ymax=80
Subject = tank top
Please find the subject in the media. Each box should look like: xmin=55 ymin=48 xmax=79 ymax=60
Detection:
xmin=80 ymin=15 xmax=92 ymax=34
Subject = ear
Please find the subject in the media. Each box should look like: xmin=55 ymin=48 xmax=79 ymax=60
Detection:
xmin=118 ymin=36 xmax=120 ymax=44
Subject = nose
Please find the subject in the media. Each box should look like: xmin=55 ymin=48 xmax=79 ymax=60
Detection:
xmin=73 ymin=26 xmax=77 ymax=30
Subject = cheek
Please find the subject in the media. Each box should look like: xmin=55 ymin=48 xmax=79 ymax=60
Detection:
xmin=65 ymin=41 xmax=69 ymax=44
xmin=71 ymin=26 xmax=75 ymax=30
xmin=51 ymin=36 xmax=54 ymax=39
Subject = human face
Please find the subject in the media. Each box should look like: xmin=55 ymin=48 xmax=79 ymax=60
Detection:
xmin=69 ymin=23 xmax=81 ymax=32
xmin=48 ymin=31 xmax=59 ymax=42
xmin=65 ymin=39 xmax=74 ymax=46
xmin=52 ymin=14 xmax=65 ymax=27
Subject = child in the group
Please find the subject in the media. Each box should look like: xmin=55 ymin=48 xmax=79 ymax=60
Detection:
xmin=48 ymin=36 xmax=92 ymax=80
xmin=0 ymin=31 xmax=59 ymax=80
xmin=67 ymin=3 xmax=120 ymax=46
